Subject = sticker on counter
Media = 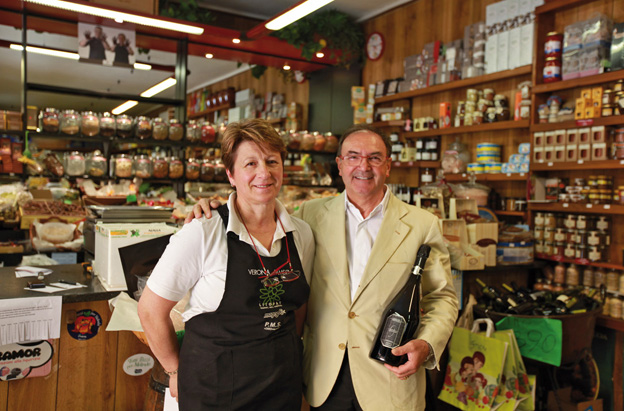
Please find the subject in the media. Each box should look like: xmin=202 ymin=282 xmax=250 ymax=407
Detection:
xmin=123 ymin=353 xmax=154 ymax=376
xmin=67 ymin=309 xmax=102 ymax=340
xmin=0 ymin=340 xmax=54 ymax=381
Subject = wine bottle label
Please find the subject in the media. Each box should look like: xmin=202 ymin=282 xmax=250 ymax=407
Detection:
xmin=379 ymin=312 xmax=407 ymax=349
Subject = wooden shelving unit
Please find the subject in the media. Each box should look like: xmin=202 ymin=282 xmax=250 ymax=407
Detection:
xmin=535 ymin=254 xmax=624 ymax=271
xmin=495 ymin=210 xmax=527 ymax=217
xmin=188 ymin=101 xmax=234 ymax=120
xmin=404 ymin=120 xmax=530 ymax=139
xmin=533 ymin=70 xmax=624 ymax=94
xmin=444 ymin=172 xmax=528 ymax=182
xmin=370 ymin=120 xmax=405 ymax=128
xmin=531 ymin=159 xmax=624 ymax=171
xmin=528 ymin=202 xmax=624 ymax=215
xmin=530 ymin=115 xmax=624 ymax=132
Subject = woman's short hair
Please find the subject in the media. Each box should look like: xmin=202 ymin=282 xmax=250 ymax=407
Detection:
xmin=221 ymin=119 xmax=286 ymax=172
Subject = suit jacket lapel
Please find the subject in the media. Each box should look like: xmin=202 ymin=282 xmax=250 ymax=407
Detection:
xmin=352 ymin=195 xmax=410 ymax=304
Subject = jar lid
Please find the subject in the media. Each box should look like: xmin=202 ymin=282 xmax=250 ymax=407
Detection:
xmin=545 ymin=56 xmax=559 ymax=61
xmin=546 ymin=31 xmax=561 ymax=36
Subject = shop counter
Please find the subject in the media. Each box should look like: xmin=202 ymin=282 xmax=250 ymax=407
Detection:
xmin=0 ymin=264 xmax=153 ymax=411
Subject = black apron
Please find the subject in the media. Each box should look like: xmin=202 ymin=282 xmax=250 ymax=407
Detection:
xmin=178 ymin=205 xmax=309 ymax=410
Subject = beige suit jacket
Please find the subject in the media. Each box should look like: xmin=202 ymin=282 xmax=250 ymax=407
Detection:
xmin=296 ymin=192 xmax=458 ymax=410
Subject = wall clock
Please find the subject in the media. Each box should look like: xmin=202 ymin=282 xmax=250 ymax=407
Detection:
xmin=366 ymin=32 xmax=385 ymax=61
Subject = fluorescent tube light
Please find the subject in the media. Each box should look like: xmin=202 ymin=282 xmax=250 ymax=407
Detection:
xmin=265 ymin=0 xmax=335 ymax=31
xmin=133 ymin=62 xmax=152 ymax=70
xmin=10 ymin=44 xmax=79 ymax=60
xmin=140 ymin=78 xmax=177 ymax=98
xmin=112 ymin=100 xmax=138 ymax=115
xmin=25 ymin=0 xmax=204 ymax=35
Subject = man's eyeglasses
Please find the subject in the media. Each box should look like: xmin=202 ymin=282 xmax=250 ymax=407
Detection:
xmin=338 ymin=154 xmax=389 ymax=167
xmin=261 ymin=268 xmax=301 ymax=287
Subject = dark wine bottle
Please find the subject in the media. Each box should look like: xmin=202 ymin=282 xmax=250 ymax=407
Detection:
xmin=370 ymin=244 xmax=431 ymax=366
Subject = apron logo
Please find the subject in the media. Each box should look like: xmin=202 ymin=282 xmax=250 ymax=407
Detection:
xmin=259 ymin=284 xmax=285 ymax=306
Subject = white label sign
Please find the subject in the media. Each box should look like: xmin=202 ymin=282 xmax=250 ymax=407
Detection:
xmin=123 ymin=353 xmax=154 ymax=376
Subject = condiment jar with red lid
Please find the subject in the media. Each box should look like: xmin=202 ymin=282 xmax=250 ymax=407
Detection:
xmin=544 ymin=32 xmax=563 ymax=58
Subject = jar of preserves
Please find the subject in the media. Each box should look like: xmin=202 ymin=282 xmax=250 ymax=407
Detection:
xmin=136 ymin=116 xmax=152 ymax=140
xmin=186 ymin=120 xmax=201 ymax=143
xmin=544 ymin=213 xmax=556 ymax=228
xmin=535 ymin=242 xmax=545 ymax=254
xmin=594 ymin=267 xmax=606 ymax=287
xmin=152 ymin=118 xmax=168 ymax=140
xmin=564 ymin=243 xmax=576 ymax=259
xmin=213 ymin=157 xmax=227 ymax=182
xmin=544 ymin=32 xmax=563 ymax=57
xmin=544 ymin=227 xmax=555 ymax=242
xmin=543 ymin=242 xmax=554 ymax=256
xmin=116 ymin=115 xmax=133 ymax=138
xmin=588 ymin=246 xmax=602 ymax=262
xmin=543 ymin=57 xmax=561 ymax=83
xmin=606 ymin=270 xmax=620 ymax=292
xmin=610 ymin=298 xmax=623 ymax=319
xmin=602 ymin=104 xmax=614 ymax=117
xmin=60 ymin=109 xmax=80 ymax=135
xmin=534 ymin=212 xmax=545 ymax=226
xmin=554 ymin=262 xmax=566 ymax=283
xmin=576 ymin=215 xmax=587 ymax=230
xmin=134 ymin=155 xmax=152 ymax=178
xmin=168 ymin=156 xmax=184 ymax=179
xmin=582 ymin=267 xmax=594 ymax=287
xmin=81 ymin=111 xmax=100 ymax=137
xmin=100 ymin=112 xmax=116 ymax=137
xmin=114 ymin=154 xmax=133 ymax=178
xmin=200 ymin=158 xmax=214 ymax=182
xmin=575 ymin=244 xmax=587 ymax=259
xmin=186 ymin=158 xmax=200 ymax=180
xmin=65 ymin=151 xmax=86 ymax=176
xmin=42 ymin=108 xmax=60 ymax=133
xmin=152 ymin=155 xmax=169 ymax=179
xmin=554 ymin=228 xmax=566 ymax=242
xmin=596 ymin=216 xmax=609 ymax=231
xmin=565 ymin=264 xmax=580 ymax=286
xmin=86 ymin=150 xmax=107 ymax=178
xmin=534 ymin=226 xmax=544 ymax=241
xmin=614 ymin=142 xmax=624 ymax=159
xmin=169 ymin=119 xmax=184 ymax=141
xmin=200 ymin=121 xmax=216 ymax=144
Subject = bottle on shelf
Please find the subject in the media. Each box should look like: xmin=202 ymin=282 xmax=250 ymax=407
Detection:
xmin=370 ymin=244 xmax=431 ymax=366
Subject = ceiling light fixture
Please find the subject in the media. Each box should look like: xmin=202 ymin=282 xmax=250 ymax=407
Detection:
xmin=265 ymin=0 xmax=335 ymax=31
xmin=10 ymin=44 xmax=79 ymax=60
xmin=112 ymin=100 xmax=138 ymax=115
xmin=315 ymin=52 xmax=324 ymax=58
xmin=232 ymin=38 xmax=241 ymax=44
xmin=283 ymin=64 xmax=291 ymax=71
xmin=205 ymin=53 xmax=214 ymax=59
xmin=140 ymin=77 xmax=177 ymax=98
xmin=24 ymin=0 xmax=204 ymax=35
xmin=133 ymin=62 xmax=152 ymax=70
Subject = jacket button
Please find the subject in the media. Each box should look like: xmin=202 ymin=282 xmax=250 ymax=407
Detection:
xmin=338 ymin=343 xmax=346 ymax=350
xmin=348 ymin=311 xmax=356 ymax=319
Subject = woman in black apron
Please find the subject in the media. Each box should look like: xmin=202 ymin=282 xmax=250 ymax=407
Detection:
xmin=139 ymin=119 xmax=312 ymax=410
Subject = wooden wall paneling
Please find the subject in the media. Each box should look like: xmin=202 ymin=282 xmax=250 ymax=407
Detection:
xmin=613 ymin=0 xmax=624 ymax=21
xmin=6 ymin=339 xmax=59 ymax=411
xmin=56 ymin=300 xmax=117 ymax=411
xmin=387 ymin=167 xmax=421 ymax=187
xmin=114 ymin=331 xmax=154 ymax=411
xmin=0 ymin=377 xmax=7 ymax=411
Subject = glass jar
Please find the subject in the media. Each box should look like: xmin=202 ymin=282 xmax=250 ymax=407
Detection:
xmin=575 ymin=244 xmax=587 ymax=259
xmin=116 ymin=115 xmax=133 ymax=138
xmin=472 ymin=110 xmax=483 ymax=125
xmin=169 ymin=156 xmax=184 ymax=179
xmin=100 ymin=112 xmax=116 ymax=137
xmin=213 ymin=158 xmax=227 ymax=182
xmin=564 ymin=243 xmax=576 ymax=259
xmin=42 ymin=108 xmax=60 ymax=133
xmin=544 ymin=31 xmax=563 ymax=57
xmin=576 ymin=215 xmax=587 ymax=230
xmin=152 ymin=155 xmax=169 ymax=179
xmin=544 ymin=227 xmax=555 ymax=242
xmin=534 ymin=212 xmax=545 ymax=226
xmin=60 ymin=109 xmax=80 ymax=135
xmin=544 ymin=213 xmax=556 ymax=228
xmin=565 ymin=264 xmax=579 ymax=286
xmin=81 ymin=111 xmax=100 ymax=137
xmin=134 ymin=155 xmax=152 ymax=178
xmin=169 ymin=119 xmax=184 ymax=141
xmin=86 ymin=150 xmax=107 ymax=178
xmin=186 ymin=158 xmax=200 ymax=180
xmin=582 ymin=267 xmax=594 ymax=287
xmin=420 ymin=168 xmax=434 ymax=184
xmin=200 ymin=121 xmax=216 ymax=144
xmin=114 ymin=154 xmax=134 ymax=178
xmin=606 ymin=270 xmax=619 ymax=292
xmin=136 ymin=116 xmax=152 ymax=140
xmin=200 ymin=158 xmax=215 ymax=182
xmin=594 ymin=268 xmax=607 ymax=287
xmin=543 ymin=57 xmax=561 ymax=83
xmin=619 ymin=271 xmax=624 ymax=294
xmin=609 ymin=298 xmax=623 ymax=319
xmin=186 ymin=120 xmax=201 ymax=143
xmin=152 ymin=118 xmax=168 ymax=140
xmin=466 ymin=88 xmax=478 ymax=102
xmin=65 ymin=151 xmax=86 ymax=176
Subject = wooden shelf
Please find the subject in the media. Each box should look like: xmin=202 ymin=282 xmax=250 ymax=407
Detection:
xmin=370 ymin=120 xmax=405 ymax=128
xmin=531 ymin=159 xmax=624 ymax=171
xmin=495 ymin=210 xmax=527 ymax=217
xmin=405 ymin=119 xmax=530 ymax=139
xmin=533 ymin=70 xmax=624 ymax=94
xmin=528 ymin=202 xmax=624 ymax=215
xmin=375 ymin=65 xmax=532 ymax=104
xmin=188 ymin=102 xmax=234 ymax=119
xmin=596 ymin=315 xmax=624 ymax=332
xmin=391 ymin=161 xmax=440 ymax=169
xmin=0 ymin=129 xmax=24 ymax=136
xmin=530 ymin=115 xmax=624 ymax=132
xmin=444 ymin=172 xmax=528 ymax=182
xmin=535 ymin=254 xmax=624 ymax=271
xmin=536 ymin=0 xmax=604 ymax=15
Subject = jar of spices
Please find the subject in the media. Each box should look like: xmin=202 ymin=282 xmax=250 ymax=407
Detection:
xmin=42 ymin=108 xmax=60 ymax=133
xmin=116 ymin=115 xmax=133 ymax=138
xmin=134 ymin=155 xmax=152 ymax=178
xmin=186 ymin=120 xmax=201 ymax=143
xmin=135 ymin=116 xmax=152 ymax=140
xmin=543 ymin=57 xmax=562 ymax=83
xmin=615 ymin=79 xmax=624 ymax=93
xmin=152 ymin=155 xmax=169 ymax=179
xmin=152 ymin=118 xmax=168 ymax=140
xmin=565 ymin=264 xmax=580 ymax=286
xmin=606 ymin=269 xmax=620 ymax=292
xmin=169 ymin=119 xmax=184 ymax=141
xmin=594 ymin=267 xmax=606 ymax=287
xmin=200 ymin=158 xmax=215 ymax=182
xmin=100 ymin=112 xmax=116 ymax=137
xmin=113 ymin=154 xmax=133 ymax=178
xmin=545 ymin=32 xmax=563 ymax=57
xmin=81 ymin=111 xmax=100 ymax=137
xmin=86 ymin=150 xmax=107 ymax=178
xmin=587 ymin=231 xmax=601 ymax=247
xmin=168 ymin=156 xmax=184 ymax=179
xmin=65 ymin=151 xmax=86 ymax=176
xmin=582 ymin=267 xmax=594 ymax=287
xmin=60 ymin=109 xmax=80 ymax=135
xmin=186 ymin=158 xmax=200 ymax=180
xmin=564 ymin=214 xmax=576 ymax=229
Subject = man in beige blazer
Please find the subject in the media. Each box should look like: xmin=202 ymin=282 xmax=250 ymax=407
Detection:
xmin=186 ymin=124 xmax=458 ymax=410
xmin=295 ymin=124 xmax=458 ymax=410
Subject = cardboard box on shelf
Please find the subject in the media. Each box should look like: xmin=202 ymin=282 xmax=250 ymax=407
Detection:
xmin=441 ymin=219 xmax=485 ymax=271
xmin=5 ymin=111 xmax=22 ymax=131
